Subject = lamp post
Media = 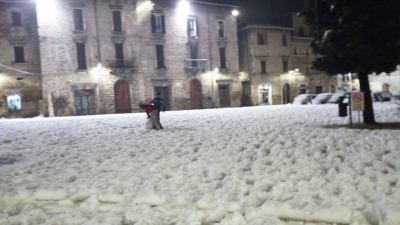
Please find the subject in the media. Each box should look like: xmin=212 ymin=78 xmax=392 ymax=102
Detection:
xmin=210 ymin=67 xmax=219 ymax=108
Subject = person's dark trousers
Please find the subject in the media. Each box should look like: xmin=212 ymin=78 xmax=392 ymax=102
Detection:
xmin=155 ymin=110 xmax=163 ymax=129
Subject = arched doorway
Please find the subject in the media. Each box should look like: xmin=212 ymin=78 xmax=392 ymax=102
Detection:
xmin=383 ymin=83 xmax=390 ymax=92
xmin=190 ymin=79 xmax=203 ymax=109
xmin=282 ymin=83 xmax=290 ymax=104
xmin=114 ymin=79 xmax=132 ymax=113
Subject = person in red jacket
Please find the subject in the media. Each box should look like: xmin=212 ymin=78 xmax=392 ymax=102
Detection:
xmin=139 ymin=103 xmax=162 ymax=130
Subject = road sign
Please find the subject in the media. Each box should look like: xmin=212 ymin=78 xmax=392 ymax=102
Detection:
xmin=351 ymin=92 xmax=364 ymax=111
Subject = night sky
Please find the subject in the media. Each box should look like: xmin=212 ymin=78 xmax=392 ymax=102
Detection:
xmin=197 ymin=0 xmax=305 ymax=26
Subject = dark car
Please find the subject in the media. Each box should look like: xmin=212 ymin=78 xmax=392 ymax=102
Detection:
xmin=373 ymin=91 xmax=392 ymax=102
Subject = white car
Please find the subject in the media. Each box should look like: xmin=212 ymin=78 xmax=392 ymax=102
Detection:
xmin=312 ymin=93 xmax=333 ymax=104
xmin=293 ymin=94 xmax=316 ymax=105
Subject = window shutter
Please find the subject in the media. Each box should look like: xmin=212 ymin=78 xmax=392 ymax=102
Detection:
xmin=161 ymin=15 xmax=166 ymax=34
xmin=187 ymin=19 xmax=190 ymax=36
xmin=195 ymin=19 xmax=199 ymax=36
xmin=151 ymin=14 xmax=156 ymax=33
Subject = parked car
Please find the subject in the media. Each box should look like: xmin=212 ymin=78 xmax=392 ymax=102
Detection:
xmin=328 ymin=92 xmax=346 ymax=103
xmin=373 ymin=91 xmax=392 ymax=102
xmin=391 ymin=91 xmax=400 ymax=104
xmin=312 ymin=93 xmax=333 ymax=104
xmin=293 ymin=94 xmax=316 ymax=105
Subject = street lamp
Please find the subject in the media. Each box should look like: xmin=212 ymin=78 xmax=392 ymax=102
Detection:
xmin=210 ymin=67 xmax=219 ymax=107
xmin=231 ymin=9 xmax=240 ymax=17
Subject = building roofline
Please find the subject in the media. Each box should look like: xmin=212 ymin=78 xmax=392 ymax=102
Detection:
xmin=292 ymin=36 xmax=314 ymax=40
xmin=191 ymin=1 xmax=239 ymax=8
xmin=239 ymin=25 xmax=293 ymax=32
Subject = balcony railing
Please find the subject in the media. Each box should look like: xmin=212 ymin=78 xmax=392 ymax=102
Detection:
xmin=108 ymin=59 xmax=134 ymax=69
xmin=184 ymin=59 xmax=207 ymax=74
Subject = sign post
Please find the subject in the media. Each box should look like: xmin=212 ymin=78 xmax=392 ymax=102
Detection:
xmin=351 ymin=92 xmax=364 ymax=124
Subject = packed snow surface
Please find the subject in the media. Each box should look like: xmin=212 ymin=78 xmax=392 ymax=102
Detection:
xmin=0 ymin=103 xmax=400 ymax=225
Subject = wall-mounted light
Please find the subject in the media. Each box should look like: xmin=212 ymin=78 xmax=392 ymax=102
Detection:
xmin=231 ymin=9 xmax=240 ymax=17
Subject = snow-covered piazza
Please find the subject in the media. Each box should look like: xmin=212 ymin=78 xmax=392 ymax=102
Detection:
xmin=0 ymin=103 xmax=399 ymax=225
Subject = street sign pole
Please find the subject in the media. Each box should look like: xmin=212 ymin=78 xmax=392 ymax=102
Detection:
xmin=349 ymin=93 xmax=353 ymax=126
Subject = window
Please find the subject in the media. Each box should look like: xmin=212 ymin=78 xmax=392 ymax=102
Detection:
xmin=113 ymin=11 xmax=122 ymax=32
xmin=151 ymin=12 xmax=165 ymax=34
xmin=293 ymin=48 xmax=298 ymax=55
xmin=217 ymin=20 xmax=224 ymax=37
xmin=219 ymin=48 xmax=226 ymax=69
xmin=187 ymin=17 xmax=198 ymax=37
xmin=219 ymin=47 xmax=226 ymax=69
xmin=190 ymin=44 xmax=198 ymax=68
xmin=299 ymin=27 xmax=304 ymax=36
xmin=261 ymin=60 xmax=266 ymax=73
xmin=73 ymin=8 xmax=84 ymax=31
xmin=316 ymin=86 xmax=323 ymax=94
xmin=257 ymin=33 xmax=265 ymax=45
xmin=299 ymin=84 xmax=307 ymax=94
xmin=156 ymin=45 xmax=165 ymax=68
xmin=11 ymin=12 xmax=22 ymax=26
xmin=115 ymin=44 xmax=124 ymax=68
xmin=282 ymin=34 xmax=287 ymax=46
xmin=282 ymin=59 xmax=288 ymax=72
xmin=14 ymin=46 xmax=25 ymax=63
xmin=76 ymin=43 xmax=87 ymax=70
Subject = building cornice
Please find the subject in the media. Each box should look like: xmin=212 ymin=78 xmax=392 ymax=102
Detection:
xmin=191 ymin=0 xmax=239 ymax=8
xmin=239 ymin=25 xmax=293 ymax=32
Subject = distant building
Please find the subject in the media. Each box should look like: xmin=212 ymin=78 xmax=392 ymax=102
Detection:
xmin=0 ymin=0 xmax=241 ymax=117
xmin=239 ymin=13 xmax=335 ymax=106
xmin=0 ymin=0 xmax=42 ymax=117
xmin=37 ymin=0 xmax=241 ymax=116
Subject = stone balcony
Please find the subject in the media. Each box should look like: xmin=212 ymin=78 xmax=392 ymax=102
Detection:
xmin=184 ymin=59 xmax=208 ymax=75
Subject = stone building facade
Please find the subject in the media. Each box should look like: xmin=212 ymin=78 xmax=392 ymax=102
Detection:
xmin=35 ymin=0 xmax=241 ymax=116
xmin=0 ymin=0 xmax=42 ymax=117
xmin=238 ymin=13 xmax=335 ymax=106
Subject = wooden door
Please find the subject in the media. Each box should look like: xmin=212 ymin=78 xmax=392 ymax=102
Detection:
xmin=218 ymin=84 xmax=231 ymax=107
xmin=282 ymin=83 xmax=290 ymax=104
xmin=114 ymin=79 xmax=132 ymax=113
xmin=190 ymin=79 xmax=203 ymax=109
xmin=241 ymin=81 xmax=252 ymax=106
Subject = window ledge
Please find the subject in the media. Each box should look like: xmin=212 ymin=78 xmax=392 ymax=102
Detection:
xmin=12 ymin=61 xmax=28 ymax=65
